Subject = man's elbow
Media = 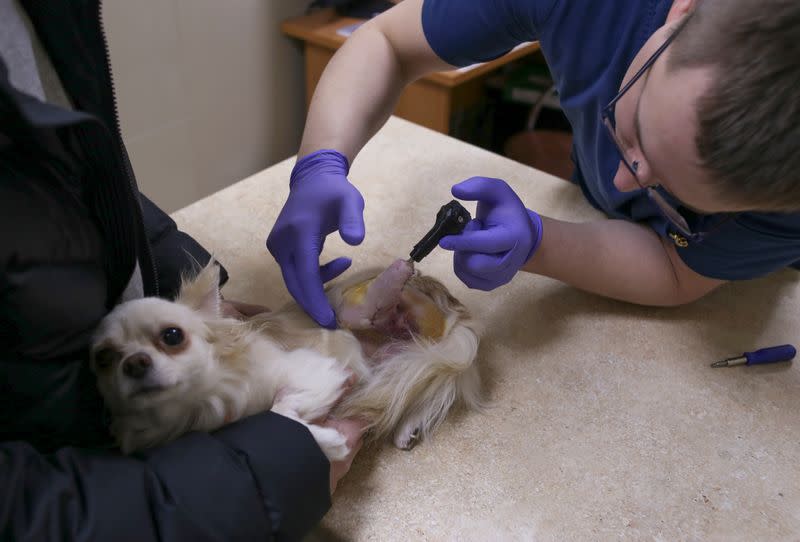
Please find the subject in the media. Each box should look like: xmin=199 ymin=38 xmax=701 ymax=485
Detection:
xmin=660 ymin=241 xmax=727 ymax=307
xmin=659 ymin=287 xmax=708 ymax=307
xmin=662 ymin=274 xmax=726 ymax=307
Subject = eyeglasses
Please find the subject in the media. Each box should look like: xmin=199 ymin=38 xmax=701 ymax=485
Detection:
xmin=601 ymin=19 xmax=710 ymax=244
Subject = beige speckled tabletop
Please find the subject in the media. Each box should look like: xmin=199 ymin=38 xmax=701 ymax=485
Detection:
xmin=173 ymin=116 xmax=800 ymax=541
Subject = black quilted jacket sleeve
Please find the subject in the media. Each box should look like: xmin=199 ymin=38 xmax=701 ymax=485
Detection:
xmin=0 ymin=409 xmax=331 ymax=542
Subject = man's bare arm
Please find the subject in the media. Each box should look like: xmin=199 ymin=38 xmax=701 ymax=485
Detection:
xmin=524 ymin=216 xmax=726 ymax=306
xmin=298 ymin=0 xmax=454 ymax=161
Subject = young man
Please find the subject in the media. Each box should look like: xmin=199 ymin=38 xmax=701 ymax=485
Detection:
xmin=267 ymin=0 xmax=800 ymax=329
xmin=1 ymin=1 xmax=361 ymax=540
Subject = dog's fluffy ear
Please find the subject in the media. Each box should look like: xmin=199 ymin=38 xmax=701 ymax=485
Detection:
xmin=177 ymin=261 xmax=221 ymax=317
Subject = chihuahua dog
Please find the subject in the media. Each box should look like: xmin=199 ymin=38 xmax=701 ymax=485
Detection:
xmin=90 ymin=259 xmax=482 ymax=460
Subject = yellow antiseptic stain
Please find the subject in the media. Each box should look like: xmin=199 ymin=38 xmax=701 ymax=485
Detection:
xmin=341 ymin=279 xmax=445 ymax=339
xmin=402 ymin=288 xmax=445 ymax=340
xmin=342 ymin=280 xmax=371 ymax=306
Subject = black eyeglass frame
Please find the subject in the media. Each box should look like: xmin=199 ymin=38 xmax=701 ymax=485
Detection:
xmin=600 ymin=17 xmax=726 ymax=243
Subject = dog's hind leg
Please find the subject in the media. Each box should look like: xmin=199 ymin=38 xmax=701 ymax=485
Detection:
xmin=393 ymin=414 xmax=424 ymax=450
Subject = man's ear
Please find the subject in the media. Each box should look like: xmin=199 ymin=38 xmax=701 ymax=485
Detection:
xmin=666 ymin=0 xmax=695 ymax=23
xmin=177 ymin=261 xmax=221 ymax=317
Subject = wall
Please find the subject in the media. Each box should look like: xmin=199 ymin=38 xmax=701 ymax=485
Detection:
xmin=102 ymin=0 xmax=309 ymax=212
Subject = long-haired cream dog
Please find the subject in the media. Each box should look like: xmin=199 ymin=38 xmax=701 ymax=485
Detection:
xmin=90 ymin=259 xmax=482 ymax=460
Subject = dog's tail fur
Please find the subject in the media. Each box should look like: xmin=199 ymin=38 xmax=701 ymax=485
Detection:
xmin=335 ymin=319 xmax=483 ymax=443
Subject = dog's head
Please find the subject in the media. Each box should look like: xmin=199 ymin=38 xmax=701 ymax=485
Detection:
xmin=90 ymin=263 xmax=224 ymax=416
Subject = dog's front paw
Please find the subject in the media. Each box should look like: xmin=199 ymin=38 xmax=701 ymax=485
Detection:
xmin=310 ymin=425 xmax=351 ymax=461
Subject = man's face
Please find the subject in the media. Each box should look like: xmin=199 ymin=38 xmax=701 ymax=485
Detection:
xmin=610 ymin=15 xmax=751 ymax=215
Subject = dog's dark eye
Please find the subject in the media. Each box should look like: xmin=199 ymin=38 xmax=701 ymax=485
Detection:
xmin=93 ymin=348 xmax=119 ymax=370
xmin=160 ymin=327 xmax=184 ymax=347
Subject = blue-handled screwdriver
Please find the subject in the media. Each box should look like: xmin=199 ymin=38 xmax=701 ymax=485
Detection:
xmin=710 ymin=344 xmax=796 ymax=368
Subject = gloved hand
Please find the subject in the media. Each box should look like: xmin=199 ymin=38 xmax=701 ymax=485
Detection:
xmin=438 ymin=177 xmax=542 ymax=291
xmin=266 ymin=149 xmax=365 ymax=328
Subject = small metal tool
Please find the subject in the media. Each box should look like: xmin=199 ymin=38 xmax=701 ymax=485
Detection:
xmin=710 ymin=344 xmax=796 ymax=368
xmin=409 ymin=200 xmax=471 ymax=263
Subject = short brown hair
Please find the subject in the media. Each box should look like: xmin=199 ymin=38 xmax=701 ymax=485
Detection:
xmin=669 ymin=0 xmax=800 ymax=211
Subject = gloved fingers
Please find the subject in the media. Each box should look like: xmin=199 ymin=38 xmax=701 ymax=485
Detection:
xmin=320 ymin=257 xmax=353 ymax=284
xmin=453 ymin=250 xmax=515 ymax=291
xmin=267 ymin=224 xmax=306 ymax=306
xmin=456 ymin=272 xmax=495 ymax=291
xmin=279 ymin=255 xmax=308 ymax=315
xmin=463 ymin=218 xmax=483 ymax=232
xmin=338 ymin=190 xmax=366 ymax=246
xmin=295 ymin=246 xmax=337 ymax=329
xmin=460 ymin=250 xmax=517 ymax=276
xmin=451 ymin=176 xmax=515 ymax=206
xmin=267 ymin=222 xmax=314 ymax=309
xmin=439 ymin=223 xmax=517 ymax=254
xmin=438 ymin=218 xmax=479 ymax=251
xmin=265 ymin=223 xmax=286 ymax=261
xmin=453 ymin=257 xmax=501 ymax=291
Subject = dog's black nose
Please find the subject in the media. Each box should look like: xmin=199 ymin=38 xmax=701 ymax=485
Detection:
xmin=122 ymin=353 xmax=152 ymax=379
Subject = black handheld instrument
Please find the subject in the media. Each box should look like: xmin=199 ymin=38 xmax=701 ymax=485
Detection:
xmin=408 ymin=200 xmax=471 ymax=263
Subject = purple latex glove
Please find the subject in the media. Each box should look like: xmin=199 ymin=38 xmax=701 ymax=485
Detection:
xmin=438 ymin=177 xmax=542 ymax=291
xmin=266 ymin=149 xmax=365 ymax=328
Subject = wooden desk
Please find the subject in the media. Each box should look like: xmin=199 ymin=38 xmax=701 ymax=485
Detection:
xmin=281 ymin=9 xmax=539 ymax=134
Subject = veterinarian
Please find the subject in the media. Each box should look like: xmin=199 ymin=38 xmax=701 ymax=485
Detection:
xmin=268 ymin=0 xmax=800 ymax=329
xmin=0 ymin=2 xmax=363 ymax=540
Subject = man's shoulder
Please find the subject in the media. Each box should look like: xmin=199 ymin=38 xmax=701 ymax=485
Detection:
xmin=420 ymin=0 xmax=560 ymax=67
xmin=735 ymin=211 xmax=800 ymax=240
xmin=677 ymin=211 xmax=800 ymax=281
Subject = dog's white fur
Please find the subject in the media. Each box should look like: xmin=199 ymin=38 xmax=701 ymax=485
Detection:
xmin=91 ymin=262 xmax=482 ymax=460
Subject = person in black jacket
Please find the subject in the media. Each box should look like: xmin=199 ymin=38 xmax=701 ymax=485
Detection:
xmin=0 ymin=1 xmax=363 ymax=540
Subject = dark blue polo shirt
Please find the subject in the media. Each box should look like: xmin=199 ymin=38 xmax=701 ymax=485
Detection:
xmin=422 ymin=0 xmax=800 ymax=280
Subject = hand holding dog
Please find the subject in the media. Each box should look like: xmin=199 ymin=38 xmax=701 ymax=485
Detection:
xmin=322 ymin=416 xmax=369 ymax=494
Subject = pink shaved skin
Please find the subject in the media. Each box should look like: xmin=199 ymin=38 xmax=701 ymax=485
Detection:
xmin=336 ymin=259 xmax=414 ymax=334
